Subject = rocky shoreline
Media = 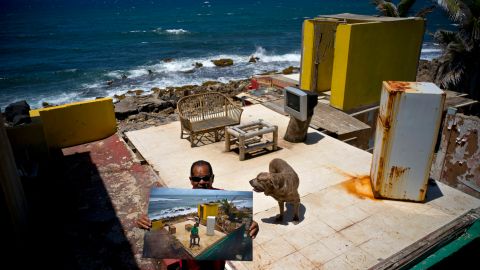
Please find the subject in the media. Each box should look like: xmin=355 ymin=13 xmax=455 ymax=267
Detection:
xmin=2 ymin=59 xmax=439 ymax=133
xmin=115 ymin=59 xmax=439 ymax=134
xmin=115 ymin=79 xmax=251 ymax=134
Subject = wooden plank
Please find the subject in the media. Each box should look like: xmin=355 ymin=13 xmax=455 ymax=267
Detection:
xmin=444 ymin=96 xmax=478 ymax=111
xmin=310 ymin=102 xmax=370 ymax=136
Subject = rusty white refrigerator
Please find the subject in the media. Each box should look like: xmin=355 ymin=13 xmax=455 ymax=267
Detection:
xmin=371 ymin=81 xmax=445 ymax=201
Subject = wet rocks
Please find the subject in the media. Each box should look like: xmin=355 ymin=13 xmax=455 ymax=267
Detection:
xmin=114 ymin=96 xmax=138 ymax=120
xmin=4 ymin=100 xmax=32 ymax=126
xmin=212 ymin=58 xmax=233 ymax=67
xmin=282 ymin=66 xmax=300 ymax=75
xmin=249 ymin=56 xmax=260 ymax=63
xmin=194 ymin=62 xmax=203 ymax=68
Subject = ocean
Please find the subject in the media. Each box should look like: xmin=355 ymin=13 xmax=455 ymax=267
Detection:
xmin=0 ymin=0 xmax=454 ymax=110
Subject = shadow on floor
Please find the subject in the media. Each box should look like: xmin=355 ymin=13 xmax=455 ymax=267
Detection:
xmin=21 ymin=150 xmax=140 ymax=270
xmin=261 ymin=202 xmax=306 ymax=225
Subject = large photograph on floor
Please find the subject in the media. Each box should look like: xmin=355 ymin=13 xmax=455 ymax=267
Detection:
xmin=143 ymin=188 xmax=253 ymax=261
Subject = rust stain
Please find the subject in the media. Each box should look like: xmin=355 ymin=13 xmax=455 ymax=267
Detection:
xmin=388 ymin=166 xmax=410 ymax=181
xmin=326 ymin=165 xmax=377 ymax=200
xmin=386 ymin=81 xmax=414 ymax=92
xmin=341 ymin=175 xmax=377 ymax=200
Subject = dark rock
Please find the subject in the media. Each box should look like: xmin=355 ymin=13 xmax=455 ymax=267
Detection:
xmin=194 ymin=62 xmax=203 ymax=68
xmin=212 ymin=58 xmax=233 ymax=67
xmin=202 ymin=80 xmax=220 ymax=87
xmin=114 ymin=97 xmax=138 ymax=120
xmin=282 ymin=66 xmax=298 ymax=75
xmin=138 ymin=98 xmax=174 ymax=113
xmin=4 ymin=100 xmax=31 ymax=125
xmin=182 ymin=69 xmax=195 ymax=74
xmin=126 ymin=89 xmax=144 ymax=96
xmin=42 ymin=102 xmax=55 ymax=108
xmin=114 ymin=94 xmax=126 ymax=101
xmin=249 ymin=56 xmax=260 ymax=63
xmin=12 ymin=114 xmax=31 ymax=126
xmin=162 ymin=58 xmax=174 ymax=63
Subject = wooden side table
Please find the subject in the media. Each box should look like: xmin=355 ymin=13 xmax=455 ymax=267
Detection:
xmin=225 ymin=120 xmax=278 ymax=161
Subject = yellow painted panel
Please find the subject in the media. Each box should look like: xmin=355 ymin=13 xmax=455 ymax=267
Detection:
xmin=300 ymin=19 xmax=339 ymax=92
xmin=330 ymin=24 xmax=352 ymax=109
xmin=37 ymin=98 xmax=116 ymax=148
xmin=330 ymin=19 xmax=425 ymax=111
xmin=300 ymin=20 xmax=315 ymax=90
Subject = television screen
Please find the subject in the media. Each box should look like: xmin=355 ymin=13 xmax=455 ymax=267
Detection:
xmin=286 ymin=91 xmax=301 ymax=112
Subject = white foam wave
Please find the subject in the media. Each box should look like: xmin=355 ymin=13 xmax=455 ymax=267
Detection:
xmin=106 ymin=70 xmax=122 ymax=78
xmin=421 ymin=48 xmax=442 ymax=53
xmin=36 ymin=92 xmax=85 ymax=108
xmin=165 ymin=29 xmax=189 ymax=34
xmin=128 ymin=68 xmax=149 ymax=78
xmin=251 ymin=46 xmax=301 ymax=62
xmin=149 ymin=206 xmax=197 ymax=220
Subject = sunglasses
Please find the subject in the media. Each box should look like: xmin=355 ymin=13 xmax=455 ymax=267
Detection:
xmin=190 ymin=175 xmax=212 ymax=182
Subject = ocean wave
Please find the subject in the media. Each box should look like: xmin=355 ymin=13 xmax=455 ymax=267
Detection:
xmin=149 ymin=206 xmax=197 ymax=220
xmin=165 ymin=29 xmax=189 ymax=34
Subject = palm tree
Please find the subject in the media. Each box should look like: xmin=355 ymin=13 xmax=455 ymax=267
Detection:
xmin=434 ymin=0 xmax=480 ymax=99
xmin=372 ymin=0 xmax=435 ymax=17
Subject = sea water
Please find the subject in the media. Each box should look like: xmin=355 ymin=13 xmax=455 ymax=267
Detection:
xmin=0 ymin=0 xmax=454 ymax=109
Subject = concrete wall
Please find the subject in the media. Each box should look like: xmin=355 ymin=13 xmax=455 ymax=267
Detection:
xmin=330 ymin=19 xmax=425 ymax=111
xmin=29 ymin=98 xmax=116 ymax=148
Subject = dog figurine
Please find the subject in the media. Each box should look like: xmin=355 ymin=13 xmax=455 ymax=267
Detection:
xmin=249 ymin=158 xmax=300 ymax=221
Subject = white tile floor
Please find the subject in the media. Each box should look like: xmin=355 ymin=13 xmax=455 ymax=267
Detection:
xmin=126 ymin=104 xmax=480 ymax=269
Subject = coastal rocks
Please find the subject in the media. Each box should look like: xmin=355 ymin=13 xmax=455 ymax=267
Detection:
xmin=4 ymin=100 xmax=32 ymax=126
xmin=126 ymin=89 xmax=144 ymax=96
xmin=114 ymin=96 xmax=138 ymax=120
xmin=212 ymin=58 xmax=233 ymax=67
xmin=162 ymin=58 xmax=174 ymax=63
xmin=282 ymin=66 xmax=300 ymax=75
xmin=249 ymin=56 xmax=260 ymax=63
xmin=194 ymin=62 xmax=203 ymax=68
xmin=416 ymin=59 xmax=440 ymax=83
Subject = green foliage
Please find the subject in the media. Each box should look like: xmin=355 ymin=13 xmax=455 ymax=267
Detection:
xmin=434 ymin=0 xmax=480 ymax=98
xmin=371 ymin=0 xmax=435 ymax=17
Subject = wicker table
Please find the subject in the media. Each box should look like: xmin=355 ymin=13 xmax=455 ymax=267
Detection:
xmin=225 ymin=120 xmax=278 ymax=161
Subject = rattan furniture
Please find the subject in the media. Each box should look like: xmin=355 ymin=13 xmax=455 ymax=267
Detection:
xmin=177 ymin=92 xmax=243 ymax=147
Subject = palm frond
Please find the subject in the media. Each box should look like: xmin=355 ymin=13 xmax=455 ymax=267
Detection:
xmin=377 ymin=1 xmax=400 ymax=16
xmin=415 ymin=5 xmax=436 ymax=18
xmin=398 ymin=0 xmax=417 ymax=17
xmin=434 ymin=30 xmax=461 ymax=46
xmin=436 ymin=0 xmax=469 ymax=23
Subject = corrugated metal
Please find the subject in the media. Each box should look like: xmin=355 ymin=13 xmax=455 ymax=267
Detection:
xmin=371 ymin=81 xmax=445 ymax=201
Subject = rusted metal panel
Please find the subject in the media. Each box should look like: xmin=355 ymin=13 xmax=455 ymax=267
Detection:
xmin=433 ymin=113 xmax=480 ymax=198
xmin=371 ymin=81 xmax=445 ymax=201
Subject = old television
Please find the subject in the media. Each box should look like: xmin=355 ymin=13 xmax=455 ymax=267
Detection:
xmin=283 ymin=87 xmax=318 ymax=121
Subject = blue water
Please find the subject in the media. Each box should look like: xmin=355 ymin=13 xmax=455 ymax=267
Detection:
xmin=0 ymin=0 xmax=454 ymax=109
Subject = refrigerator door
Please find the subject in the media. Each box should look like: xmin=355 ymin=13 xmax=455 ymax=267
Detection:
xmin=371 ymin=82 xmax=445 ymax=201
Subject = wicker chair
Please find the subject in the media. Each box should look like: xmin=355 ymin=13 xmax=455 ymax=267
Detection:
xmin=177 ymin=92 xmax=243 ymax=147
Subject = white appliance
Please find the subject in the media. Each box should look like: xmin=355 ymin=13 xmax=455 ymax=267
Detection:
xmin=206 ymin=216 xmax=215 ymax=236
xmin=371 ymin=81 xmax=445 ymax=201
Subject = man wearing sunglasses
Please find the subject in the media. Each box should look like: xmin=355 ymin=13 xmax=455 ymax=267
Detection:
xmin=137 ymin=160 xmax=259 ymax=269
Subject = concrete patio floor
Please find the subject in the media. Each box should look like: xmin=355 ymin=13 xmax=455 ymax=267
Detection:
xmin=126 ymin=104 xmax=480 ymax=269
